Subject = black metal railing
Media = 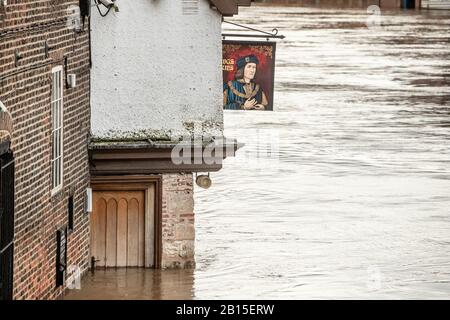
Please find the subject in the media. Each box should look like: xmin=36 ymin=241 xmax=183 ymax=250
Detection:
xmin=0 ymin=150 xmax=14 ymax=300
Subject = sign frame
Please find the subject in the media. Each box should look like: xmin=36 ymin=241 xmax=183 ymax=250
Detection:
xmin=222 ymin=40 xmax=277 ymax=111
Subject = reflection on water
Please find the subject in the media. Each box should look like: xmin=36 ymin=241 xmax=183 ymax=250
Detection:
xmin=67 ymin=6 xmax=450 ymax=300
xmin=65 ymin=269 xmax=195 ymax=300
xmin=194 ymin=6 xmax=450 ymax=299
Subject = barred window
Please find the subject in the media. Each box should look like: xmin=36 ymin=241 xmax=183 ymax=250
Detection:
xmin=51 ymin=66 xmax=64 ymax=194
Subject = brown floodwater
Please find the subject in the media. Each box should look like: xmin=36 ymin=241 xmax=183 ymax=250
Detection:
xmin=66 ymin=5 xmax=450 ymax=300
xmin=65 ymin=269 xmax=195 ymax=300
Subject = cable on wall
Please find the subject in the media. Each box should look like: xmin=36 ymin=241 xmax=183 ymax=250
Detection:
xmin=93 ymin=0 xmax=118 ymax=17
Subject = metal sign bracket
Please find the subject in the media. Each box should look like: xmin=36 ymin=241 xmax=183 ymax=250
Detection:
xmin=222 ymin=20 xmax=285 ymax=41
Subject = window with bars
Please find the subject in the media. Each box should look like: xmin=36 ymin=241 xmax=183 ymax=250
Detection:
xmin=51 ymin=66 xmax=64 ymax=194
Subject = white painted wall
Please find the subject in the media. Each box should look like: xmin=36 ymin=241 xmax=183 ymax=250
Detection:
xmin=91 ymin=0 xmax=224 ymax=140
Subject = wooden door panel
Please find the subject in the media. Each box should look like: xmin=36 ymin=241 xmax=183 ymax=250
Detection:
xmin=117 ymin=199 xmax=128 ymax=267
xmin=105 ymin=199 xmax=117 ymax=267
xmin=138 ymin=198 xmax=145 ymax=267
xmin=127 ymin=198 xmax=139 ymax=266
xmin=91 ymin=190 xmax=146 ymax=268
xmin=94 ymin=198 xmax=107 ymax=267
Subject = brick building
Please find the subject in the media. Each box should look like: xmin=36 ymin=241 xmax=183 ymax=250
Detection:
xmin=0 ymin=0 xmax=91 ymax=300
xmin=88 ymin=0 xmax=247 ymax=270
xmin=1 ymin=0 xmax=249 ymax=300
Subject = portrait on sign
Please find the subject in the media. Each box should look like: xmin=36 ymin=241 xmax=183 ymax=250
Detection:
xmin=222 ymin=41 xmax=276 ymax=111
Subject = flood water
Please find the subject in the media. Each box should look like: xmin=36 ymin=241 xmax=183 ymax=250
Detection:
xmin=66 ymin=5 xmax=450 ymax=300
xmin=194 ymin=6 xmax=450 ymax=299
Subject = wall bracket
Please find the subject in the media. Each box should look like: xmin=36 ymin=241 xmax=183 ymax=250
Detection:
xmin=222 ymin=20 xmax=285 ymax=40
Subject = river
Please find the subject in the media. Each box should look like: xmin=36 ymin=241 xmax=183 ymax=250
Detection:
xmin=194 ymin=5 xmax=450 ymax=299
xmin=65 ymin=5 xmax=450 ymax=300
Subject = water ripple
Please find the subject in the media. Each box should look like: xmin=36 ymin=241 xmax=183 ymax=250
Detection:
xmin=194 ymin=6 xmax=450 ymax=299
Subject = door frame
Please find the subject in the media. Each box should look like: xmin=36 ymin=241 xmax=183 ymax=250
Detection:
xmin=90 ymin=175 xmax=162 ymax=268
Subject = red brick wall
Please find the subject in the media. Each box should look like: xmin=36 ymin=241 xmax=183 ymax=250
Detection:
xmin=0 ymin=1 xmax=90 ymax=300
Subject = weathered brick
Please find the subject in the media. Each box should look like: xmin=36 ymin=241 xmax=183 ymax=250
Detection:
xmin=161 ymin=173 xmax=195 ymax=269
xmin=0 ymin=1 xmax=90 ymax=300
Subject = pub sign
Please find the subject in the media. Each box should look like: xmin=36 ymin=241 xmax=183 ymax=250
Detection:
xmin=222 ymin=40 xmax=276 ymax=111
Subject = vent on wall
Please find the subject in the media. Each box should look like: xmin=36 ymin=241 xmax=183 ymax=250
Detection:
xmin=182 ymin=0 xmax=199 ymax=15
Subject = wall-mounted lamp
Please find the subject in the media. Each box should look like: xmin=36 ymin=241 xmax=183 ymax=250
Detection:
xmin=196 ymin=173 xmax=212 ymax=189
xmin=14 ymin=50 xmax=22 ymax=67
xmin=63 ymin=57 xmax=77 ymax=89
